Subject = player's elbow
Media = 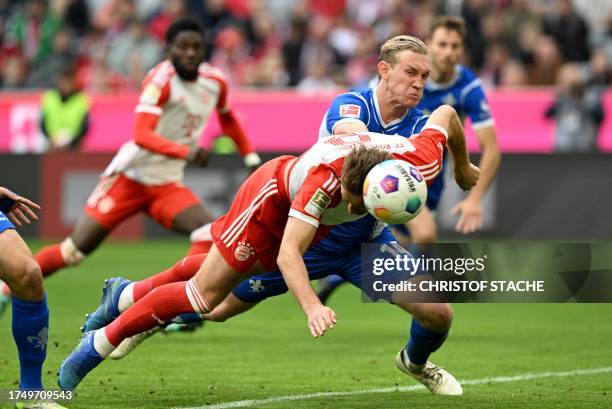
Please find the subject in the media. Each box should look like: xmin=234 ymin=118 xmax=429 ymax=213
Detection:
xmin=276 ymin=246 xmax=296 ymax=271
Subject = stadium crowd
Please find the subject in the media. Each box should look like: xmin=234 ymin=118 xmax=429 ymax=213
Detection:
xmin=0 ymin=0 xmax=610 ymax=92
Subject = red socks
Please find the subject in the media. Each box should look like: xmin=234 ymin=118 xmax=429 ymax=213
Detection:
xmin=132 ymin=254 xmax=207 ymax=302
xmin=34 ymin=244 xmax=66 ymax=277
xmin=105 ymin=281 xmax=196 ymax=346
xmin=186 ymin=240 xmax=212 ymax=256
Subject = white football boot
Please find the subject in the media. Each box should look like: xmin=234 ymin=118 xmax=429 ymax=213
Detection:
xmin=109 ymin=327 xmax=162 ymax=360
xmin=395 ymin=349 xmax=463 ymax=395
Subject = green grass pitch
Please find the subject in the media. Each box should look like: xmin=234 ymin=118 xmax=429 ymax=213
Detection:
xmin=1 ymin=240 xmax=611 ymax=408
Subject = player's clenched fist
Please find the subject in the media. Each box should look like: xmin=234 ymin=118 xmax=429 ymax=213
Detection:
xmin=305 ymin=304 xmax=337 ymax=338
xmin=454 ymin=163 xmax=480 ymax=191
xmin=186 ymin=147 xmax=210 ymax=167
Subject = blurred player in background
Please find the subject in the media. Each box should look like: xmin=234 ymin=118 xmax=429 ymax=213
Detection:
xmin=33 ymin=18 xmax=261 ymax=279
xmin=317 ymin=16 xmax=500 ymax=301
xmin=0 ymin=187 xmax=66 ymax=409
xmin=58 ymin=103 xmax=479 ymax=390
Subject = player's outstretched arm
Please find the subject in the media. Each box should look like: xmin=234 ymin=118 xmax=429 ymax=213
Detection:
xmin=277 ymin=217 xmax=337 ymax=338
xmin=426 ymin=105 xmax=479 ymax=191
xmin=451 ymin=125 xmax=500 ymax=233
xmin=0 ymin=187 xmax=41 ymax=226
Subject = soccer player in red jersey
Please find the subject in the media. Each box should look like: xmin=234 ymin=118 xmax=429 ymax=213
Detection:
xmin=58 ymin=104 xmax=479 ymax=390
xmin=34 ymin=18 xmax=261 ymax=278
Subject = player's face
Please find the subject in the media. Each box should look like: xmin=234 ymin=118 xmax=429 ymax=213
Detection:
xmin=169 ymin=31 xmax=205 ymax=81
xmin=380 ymin=50 xmax=431 ymax=108
xmin=341 ymin=186 xmax=367 ymax=215
xmin=428 ymin=28 xmax=463 ymax=75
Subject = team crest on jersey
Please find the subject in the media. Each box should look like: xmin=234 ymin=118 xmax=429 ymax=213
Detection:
xmin=234 ymin=241 xmax=254 ymax=262
xmin=98 ymin=197 xmax=116 ymax=214
xmin=339 ymin=104 xmax=361 ymax=118
xmin=305 ymin=188 xmax=332 ymax=218
xmin=140 ymin=83 xmax=162 ymax=105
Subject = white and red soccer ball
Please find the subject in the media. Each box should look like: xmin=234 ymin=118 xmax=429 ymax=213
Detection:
xmin=363 ymin=160 xmax=427 ymax=224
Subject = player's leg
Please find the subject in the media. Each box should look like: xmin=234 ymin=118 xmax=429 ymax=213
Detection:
xmin=146 ymin=182 xmax=214 ymax=256
xmin=35 ymin=174 xmax=146 ymax=277
xmin=82 ymin=253 xmax=207 ymax=332
xmin=0 ymin=228 xmax=49 ymax=392
xmin=59 ymin=243 xmax=258 ymax=389
xmin=342 ymin=228 xmax=461 ymax=395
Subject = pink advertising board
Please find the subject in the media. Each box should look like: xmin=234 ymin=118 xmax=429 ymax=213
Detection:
xmin=0 ymin=89 xmax=610 ymax=153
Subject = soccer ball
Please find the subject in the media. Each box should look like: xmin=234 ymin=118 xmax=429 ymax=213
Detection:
xmin=363 ymin=159 xmax=427 ymax=224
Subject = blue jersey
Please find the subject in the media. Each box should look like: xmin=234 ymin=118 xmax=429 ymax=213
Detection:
xmin=416 ymin=65 xmax=494 ymax=208
xmin=0 ymin=210 xmax=15 ymax=233
xmin=417 ymin=65 xmax=493 ymax=128
xmin=315 ymin=87 xmax=429 ymax=253
xmin=319 ymin=87 xmax=429 ymax=138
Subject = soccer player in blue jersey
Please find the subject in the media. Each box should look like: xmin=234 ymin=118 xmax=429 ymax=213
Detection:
xmin=318 ymin=16 xmax=500 ymax=299
xmin=79 ymin=36 xmax=471 ymax=395
xmin=0 ymin=187 xmax=66 ymax=409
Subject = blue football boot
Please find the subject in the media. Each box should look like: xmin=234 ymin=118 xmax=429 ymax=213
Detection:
xmin=82 ymin=277 xmax=131 ymax=333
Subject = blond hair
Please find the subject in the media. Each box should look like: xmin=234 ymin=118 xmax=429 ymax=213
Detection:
xmin=379 ymin=35 xmax=429 ymax=65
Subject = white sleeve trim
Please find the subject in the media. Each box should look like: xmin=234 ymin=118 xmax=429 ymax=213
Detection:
xmin=288 ymin=209 xmax=320 ymax=228
xmin=471 ymin=118 xmax=495 ymax=130
xmin=422 ymin=123 xmax=449 ymax=140
xmin=135 ymin=105 xmax=162 ymax=115
xmin=331 ymin=117 xmax=367 ymax=134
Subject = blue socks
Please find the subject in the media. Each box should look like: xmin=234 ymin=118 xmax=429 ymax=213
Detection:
xmin=12 ymin=295 xmax=49 ymax=389
xmin=406 ymin=317 xmax=448 ymax=365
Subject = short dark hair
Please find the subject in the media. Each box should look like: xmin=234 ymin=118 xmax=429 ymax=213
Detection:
xmin=430 ymin=16 xmax=466 ymax=41
xmin=166 ymin=17 xmax=204 ymax=45
xmin=342 ymin=145 xmax=391 ymax=196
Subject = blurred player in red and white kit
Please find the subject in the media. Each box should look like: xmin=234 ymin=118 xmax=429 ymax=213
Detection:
xmin=34 ymin=18 xmax=261 ymax=278
xmin=58 ymin=105 xmax=480 ymax=389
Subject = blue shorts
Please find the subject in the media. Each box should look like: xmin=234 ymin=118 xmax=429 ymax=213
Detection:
xmin=0 ymin=210 xmax=15 ymax=233
xmin=233 ymin=227 xmax=413 ymax=303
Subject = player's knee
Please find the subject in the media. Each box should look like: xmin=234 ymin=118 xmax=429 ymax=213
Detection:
xmin=12 ymin=258 xmax=44 ymax=301
xmin=60 ymin=237 xmax=86 ymax=267
xmin=418 ymin=304 xmax=453 ymax=332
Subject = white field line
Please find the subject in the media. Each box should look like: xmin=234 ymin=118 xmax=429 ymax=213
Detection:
xmin=173 ymin=366 xmax=612 ymax=409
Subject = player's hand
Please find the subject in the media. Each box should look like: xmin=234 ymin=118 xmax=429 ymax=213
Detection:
xmin=454 ymin=163 xmax=480 ymax=191
xmin=451 ymin=196 xmax=483 ymax=234
xmin=244 ymin=152 xmax=262 ymax=174
xmin=187 ymin=148 xmax=210 ymax=167
xmin=0 ymin=187 xmax=41 ymax=226
xmin=305 ymin=304 xmax=337 ymax=338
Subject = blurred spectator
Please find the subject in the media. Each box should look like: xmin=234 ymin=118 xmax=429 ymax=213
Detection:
xmin=26 ymin=27 xmax=76 ymax=88
xmin=63 ymin=0 xmax=90 ymax=36
xmin=527 ymin=35 xmax=563 ymax=86
xmin=461 ymin=0 xmax=488 ymax=69
xmin=282 ymin=14 xmax=307 ymax=86
xmin=296 ymin=56 xmax=336 ymax=92
xmin=0 ymin=0 xmax=608 ymax=90
xmin=148 ymin=0 xmax=186 ymax=43
xmin=4 ymin=0 xmax=62 ymax=65
xmin=545 ymin=63 xmax=604 ymax=152
xmin=1 ymin=55 xmax=28 ymax=89
xmin=499 ymin=60 xmax=528 ymax=87
xmin=542 ymin=0 xmax=590 ymax=62
xmin=40 ymin=62 xmax=91 ymax=151
xmin=106 ymin=18 xmax=162 ymax=88
xmin=210 ymin=26 xmax=250 ymax=85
